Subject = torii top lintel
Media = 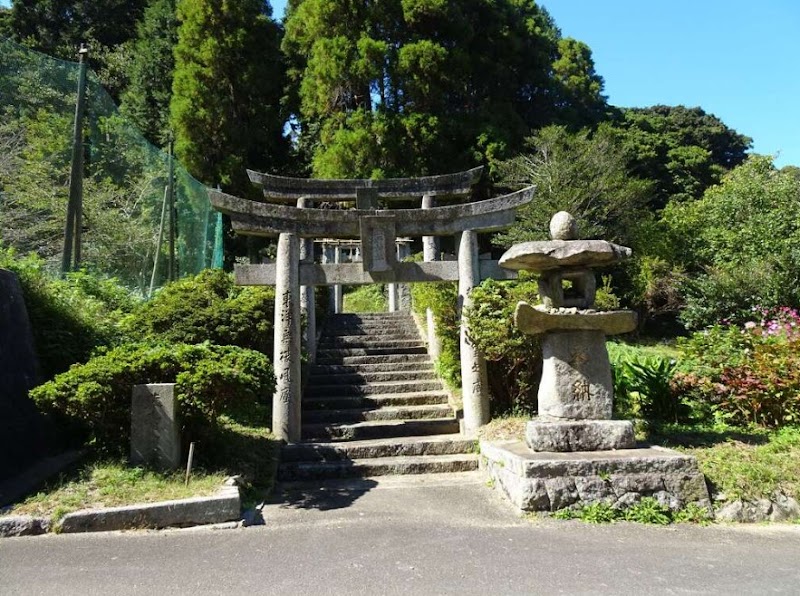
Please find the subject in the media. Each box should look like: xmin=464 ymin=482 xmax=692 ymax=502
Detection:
xmin=247 ymin=166 xmax=484 ymax=203
xmin=208 ymin=186 xmax=535 ymax=239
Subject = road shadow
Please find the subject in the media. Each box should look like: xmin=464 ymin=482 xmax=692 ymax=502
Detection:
xmin=269 ymin=476 xmax=379 ymax=512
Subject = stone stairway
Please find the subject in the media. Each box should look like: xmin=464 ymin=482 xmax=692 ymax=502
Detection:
xmin=278 ymin=312 xmax=478 ymax=481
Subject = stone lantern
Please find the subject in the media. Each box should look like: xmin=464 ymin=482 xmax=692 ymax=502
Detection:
xmin=499 ymin=212 xmax=637 ymax=452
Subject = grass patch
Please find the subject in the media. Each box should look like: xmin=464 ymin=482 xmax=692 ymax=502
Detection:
xmin=2 ymin=411 xmax=279 ymax=522
xmin=5 ymin=462 xmax=227 ymax=522
xmin=343 ymin=284 xmax=387 ymax=313
xmin=650 ymin=423 xmax=800 ymax=501
xmin=607 ymin=339 xmax=680 ymax=362
xmin=478 ymin=415 xmax=527 ymax=442
xmin=551 ymin=498 xmax=712 ymax=525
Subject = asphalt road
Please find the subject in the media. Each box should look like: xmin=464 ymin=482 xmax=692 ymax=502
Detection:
xmin=2 ymin=472 xmax=799 ymax=595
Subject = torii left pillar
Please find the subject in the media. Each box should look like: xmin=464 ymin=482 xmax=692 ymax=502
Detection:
xmin=273 ymin=232 xmax=301 ymax=442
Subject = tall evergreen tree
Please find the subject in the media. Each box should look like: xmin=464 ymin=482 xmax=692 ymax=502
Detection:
xmin=170 ymin=0 xmax=287 ymax=194
xmin=9 ymin=0 xmax=147 ymax=66
xmin=283 ymin=0 xmax=607 ymax=179
xmin=120 ymin=0 xmax=178 ymax=146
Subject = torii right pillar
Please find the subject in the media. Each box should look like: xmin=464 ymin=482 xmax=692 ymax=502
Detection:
xmin=458 ymin=229 xmax=489 ymax=433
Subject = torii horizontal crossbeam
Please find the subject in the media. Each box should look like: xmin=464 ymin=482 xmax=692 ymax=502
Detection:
xmin=247 ymin=166 xmax=484 ymax=202
xmin=235 ymin=260 xmax=517 ymax=286
xmin=208 ymin=186 xmax=535 ymax=238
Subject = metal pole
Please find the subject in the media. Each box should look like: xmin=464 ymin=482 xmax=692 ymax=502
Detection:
xmin=167 ymin=138 xmax=176 ymax=281
xmin=61 ymin=44 xmax=89 ymax=275
xmin=149 ymin=185 xmax=169 ymax=298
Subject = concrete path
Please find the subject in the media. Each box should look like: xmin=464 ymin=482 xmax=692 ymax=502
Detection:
xmin=2 ymin=472 xmax=799 ymax=595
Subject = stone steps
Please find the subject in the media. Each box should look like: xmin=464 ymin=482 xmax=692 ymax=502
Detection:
xmin=305 ymin=379 xmax=444 ymax=397
xmin=302 ymin=417 xmax=461 ymax=442
xmin=304 ymin=404 xmax=454 ymax=424
xmin=310 ymin=361 xmax=434 ymax=375
xmin=307 ymin=370 xmax=437 ymax=384
xmin=304 ymin=390 xmax=451 ymax=410
xmin=318 ymin=337 xmax=424 ymax=349
xmin=278 ymin=453 xmax=478 ymax=481
xmin=315 ymin=353 xmax=432 ymax=366
xmin=281 ymin=434 xmax=476 ymax=462
xmin=316 ymin=346 xmax=428 ymax=363
xmin=280 ymin=311 xmax=468 ymax=483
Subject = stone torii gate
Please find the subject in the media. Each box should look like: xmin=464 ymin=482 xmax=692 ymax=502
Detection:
xmin=209 ymin=167 xmax=534 ymax=442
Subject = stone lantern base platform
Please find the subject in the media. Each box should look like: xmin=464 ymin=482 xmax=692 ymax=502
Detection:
xmin=480 ymin=440 xmax=710 ymax=512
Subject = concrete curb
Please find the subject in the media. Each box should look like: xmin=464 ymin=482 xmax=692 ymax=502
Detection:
xmin=58 ymin=485 xmax=241 ymax=534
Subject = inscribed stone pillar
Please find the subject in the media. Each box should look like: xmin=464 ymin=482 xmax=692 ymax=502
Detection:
xmin=273 ymin=232 xmax=301 ymax=443
xmin=458 ymin=230 xmax=489 ymax=433
xmin=538 ymin=330 xmax=613 ymax=420
xmin=388 ymin=240 xmax=399 ymax=312
xmin=334 ymin=245 xmax=343 ymax=314
xmin=322 ymin=243 xmax=336 ymax=314
xmin=397 ymin=241 xmax=411 ymax=311
xmin=422 ymin=194 xmax=441 ymax=359
xmin=130 ymin=383 xmax=181 ymax=469
xmin=297 ymin=198 xmax=316 ymax=363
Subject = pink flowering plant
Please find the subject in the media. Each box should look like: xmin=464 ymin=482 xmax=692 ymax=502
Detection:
xmin=675 ymin=307 xmax=800 ymax=427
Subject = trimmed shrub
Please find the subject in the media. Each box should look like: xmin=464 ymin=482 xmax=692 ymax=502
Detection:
xmin=29 ymin=342 xmax=275 ymax=455
xmin=124 ymin=269 xmax=275 ymax=355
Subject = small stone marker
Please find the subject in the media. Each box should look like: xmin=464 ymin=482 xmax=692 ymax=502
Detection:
xmin=131 ymin=383 xmax=181 ymax=469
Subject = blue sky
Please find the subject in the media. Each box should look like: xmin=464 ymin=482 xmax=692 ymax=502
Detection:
xmin=271 ymin=0 xmax=799 ymax=168
xmin=3 ymin=0 xmax=796 ymax=167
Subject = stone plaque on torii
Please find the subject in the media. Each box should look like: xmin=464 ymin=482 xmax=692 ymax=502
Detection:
xmin=208 ymin=167 xmax=535 ymax=442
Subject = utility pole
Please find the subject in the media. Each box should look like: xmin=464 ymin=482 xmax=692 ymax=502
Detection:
xmin=61 ymin=44 xmax=89 ymax=275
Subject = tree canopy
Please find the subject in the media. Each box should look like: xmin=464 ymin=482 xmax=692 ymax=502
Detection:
xmin=282 ymin=0 xmax=608 ymax=178
xmin=609 ymin=105 xmax=752 ymax=209
xmin=120 ymin=0 xmax=177 ymax=146
xmin=170 ymin=0 xmax=287 ymax=194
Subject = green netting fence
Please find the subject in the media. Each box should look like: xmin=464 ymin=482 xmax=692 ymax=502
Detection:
xmin=0 ymin=37 xmax=219 ymax=294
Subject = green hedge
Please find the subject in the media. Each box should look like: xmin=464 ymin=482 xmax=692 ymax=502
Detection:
xmin=30 ymin=342 xmax=275 ymax=455
xmin=124 ymin=269 xmax=275 ymax=355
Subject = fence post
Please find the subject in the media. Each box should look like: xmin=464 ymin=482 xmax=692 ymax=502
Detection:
xmin=61 ymin=44 xmax=89 ymax=275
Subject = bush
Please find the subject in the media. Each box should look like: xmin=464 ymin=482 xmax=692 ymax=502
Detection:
xmin=0 ymin=248 xmax=139 ymax=379
xmin=343 ymin=284 xmax=386 ymax=312
xmin=29 ymin=342 xmax=275 ymax=455
xmin=679 ymin=261 xmax=793 ymax=331
xmin=608 ymin=344 xmax=686 ymax=422
xmin=675 ymin=310 xmax=800 ymax=427
xmin=410 ymin=280 xmax=461 ymax=389
xmin=125 ymin=269 xmax=275 ymax=355
xmin=464 ymin=275 xmax=541 ymax=415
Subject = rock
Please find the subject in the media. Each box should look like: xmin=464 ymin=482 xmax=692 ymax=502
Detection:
xmin=544 ymin=477 xmax=579 ymax=511
xmin=0 ymin=515 xmax=50 ymax=537
xmin=769 ymin=493 xmax=800 ymax=522
xmin=613 ymin=492 xmax=641 ymax=510
xmin=653 ymin=490 xmax=681 ymax=511
xmin=716 ymin=499 xmax=774 ymax=523
xmin=574 ymin=476 xmax=613 ymax=503
xmin=549 ymin=211 xmax=578 ymax=240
